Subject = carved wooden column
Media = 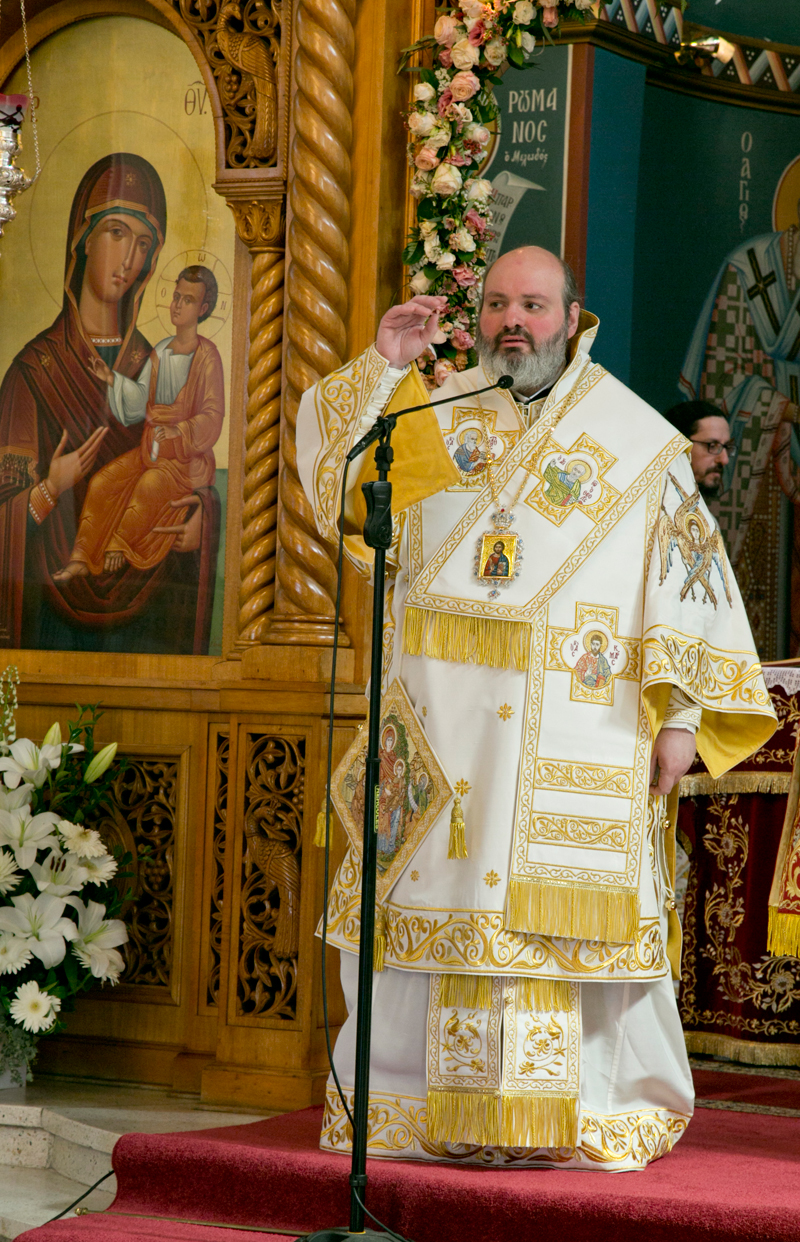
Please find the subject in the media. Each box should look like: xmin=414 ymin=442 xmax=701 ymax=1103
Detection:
xmin=228 ymin=198 xmax=286 ymax=645
xmin=265 ymin=0 xmax=357 ymax=647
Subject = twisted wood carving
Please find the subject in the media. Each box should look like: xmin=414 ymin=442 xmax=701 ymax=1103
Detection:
xmin=237 ymin=733 xmax=304 ymax=1019
xmin=229 ymin=200 xmax=285 ymax=643
xmin=267 ymin=0 xmax=357 ymax=645
xmin=172 ymin=0 xmax=283 ymax=168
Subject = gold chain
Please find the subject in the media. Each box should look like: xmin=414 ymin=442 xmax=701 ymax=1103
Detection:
xmin=475 ymin=399 xmax=533 ymax=514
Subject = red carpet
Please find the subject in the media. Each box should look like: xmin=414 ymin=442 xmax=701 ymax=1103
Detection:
xmin=16 ymin=1091 xmax=800 ymax=1242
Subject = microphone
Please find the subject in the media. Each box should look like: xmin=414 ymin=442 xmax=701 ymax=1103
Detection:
xmin=346 ymin=374 xmax=516 ymax=462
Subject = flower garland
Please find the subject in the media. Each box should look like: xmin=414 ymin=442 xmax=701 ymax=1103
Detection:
xmin=0 ymin=674 xmax=130 ymax=1081
xmin=401 ymin=0 xmax=591 ymax=388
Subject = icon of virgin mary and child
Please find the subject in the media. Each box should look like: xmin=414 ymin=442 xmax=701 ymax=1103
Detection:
xmin=0 ymin=153 xmax=224 ymax=654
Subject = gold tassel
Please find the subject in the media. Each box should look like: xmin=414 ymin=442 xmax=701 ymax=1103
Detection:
xmin=373 ymin=904 xmax=386 ymax=973
xmin=767 ymin=907 xmax=800 ymax=958
xmin=440 ymin=973 xmax=492 ymax=1010
xmin=684 ymin=1031 xmax=800 ymax=1067
xmin=516 ymin=977 xmax=572 ymax=1013
xmin=426 ymin=1088 xmax=501 ymax=1146
xmin=403 ymin=606 xmax=530 ymax=672
xmin=314 ymin=802 xmax=328 ymax=849
xmin=679 ymin=771 xmax=791 ymax=797
xmin=507 ymin=877 xmax=639 ymax=944
xmin=448 ymin=796 xmax=468 ymax=859
xmin=501 ymin=1092 xmax=579 ymax=1149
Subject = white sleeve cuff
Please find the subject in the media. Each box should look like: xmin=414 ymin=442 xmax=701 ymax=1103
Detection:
xmin=662 ymin=685 xmax=702 ymax=734
xmin=356 ymin=360 xmax=411 ymax=434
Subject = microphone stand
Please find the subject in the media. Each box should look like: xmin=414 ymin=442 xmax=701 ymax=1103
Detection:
xmin=298 ymin=374 xmax=511 ymax=1242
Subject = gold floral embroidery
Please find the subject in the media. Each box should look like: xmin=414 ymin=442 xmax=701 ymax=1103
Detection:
xmin=484 ymin=870 xmax=501 ymax=888
xmin=411 ymin=870 xmax=420 ymax=882
xmin=455 ymin=779 xmax=472 ymax=796
xmin=497 ymin=703 xmax=514 ymax=721
xmin=642 ymin=627 xmax=771 ymax=709
xmin=531 ymin=815 xmax=628 ymax=851
xmin=533 ymin=758 xmax=633 ymax=796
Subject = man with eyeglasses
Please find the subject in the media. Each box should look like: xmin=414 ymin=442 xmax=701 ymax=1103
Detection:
xmin=663 ymin=399 xmax=735 ymax=501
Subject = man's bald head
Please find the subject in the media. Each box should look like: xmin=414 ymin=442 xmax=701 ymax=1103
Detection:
xmin=476 ymin=245 xmax=582 ymax=396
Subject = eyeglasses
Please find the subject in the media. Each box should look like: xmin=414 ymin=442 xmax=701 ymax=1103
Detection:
xmin=689 ymin=439 xmax=737 ymax=457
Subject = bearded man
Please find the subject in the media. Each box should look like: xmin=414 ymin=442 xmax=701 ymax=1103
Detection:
xmin=297 ymin=246 xmax=775 ymax=1170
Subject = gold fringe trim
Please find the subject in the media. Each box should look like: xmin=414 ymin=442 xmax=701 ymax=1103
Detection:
xmin=426 ymin=1088 xmax=501 ymax=1146
xmin=684 ymin=1031 xmax=800 ymax=1068
xmin=507 ymin=877 xmax=639 ymax=943
xmin=448 ymin=796 xmax=468 ymax=859
xmin=679 ymin=771 xmax=791 ymax=797
xmin=373 ymin=905 xmax=386 ymax=973
xmin=516 ymin=977 xmax=572 ymax=1013
xmin=767 ymin=907 xmax=800 ymax=958
xmin=403 ymin=606 xmax=530 ymax=672
xmin=440 ymin=974 xmax=492 ymax=1010
xmin=501 ymin=1092 xmax=579 ymax=1149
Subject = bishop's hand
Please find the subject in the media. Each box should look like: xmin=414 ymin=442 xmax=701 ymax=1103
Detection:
xmin=376 ymin=295 xmax=449 ymax=369
xmin=649 ymin=727 xmax=697 ymax=797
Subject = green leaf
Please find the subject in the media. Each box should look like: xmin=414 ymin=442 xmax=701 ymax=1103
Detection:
xmin=402 ymin=240 xmax=424 ymax=266
xmin=416 ymin=198 xmax=440 ymax=221
xmin=507 ymin=42 xmax=525 ymax=68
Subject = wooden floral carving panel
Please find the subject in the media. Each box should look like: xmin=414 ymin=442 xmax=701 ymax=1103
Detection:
xmin=236 ymin=731 xmax=304 ymax=1020
xmin=206 ymin=731 xmax=229 ymax=1008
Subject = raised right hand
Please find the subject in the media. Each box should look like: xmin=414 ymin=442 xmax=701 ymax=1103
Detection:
xmin=376 ymin=295 xmax=449 ymax=369
xmin=86 ymin=354 xmax=114 ymax=386
xmin=44 ymin=426 xmax=108 ymax=499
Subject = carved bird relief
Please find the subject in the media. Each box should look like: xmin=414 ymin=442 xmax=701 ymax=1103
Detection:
xmin=657 ymin=473 xmax=732 ymax=609
xmin=244 ymin=807 xmax=300 ymax=959
xmin=217 ymin=0 xmax=279 ymax=161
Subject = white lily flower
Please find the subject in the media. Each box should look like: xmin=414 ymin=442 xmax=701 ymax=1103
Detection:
xmin=0 ymin=806 xmax=60 ymax=870
xmin=78 ymin=854 xmax=118 ymax=884
xmin=0 ymin=784 xmax=33 ymax=813
xmin=0 ymin=847 xmax=22 ymax=896
xmin=42 ymin=722 xmax=62 ymax=747
xmin=57 ymin=820 xmax=107 ymax=859
xmin=0 ymin=738 xmax=63 ymax=788
xmin=68 ymin=898 xmax=127 ymax=982
xmin=0 ymin=932 xmax=33 ymax=974
xmin=0 ymin=892 xmax=79 ymax=968
xmin=29 ymin=849 xmax=89 ymax=896
xmin=9 ymin=980 xmax=61 ymax=1033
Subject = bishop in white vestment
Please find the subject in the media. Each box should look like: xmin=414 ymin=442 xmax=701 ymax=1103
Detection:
xmin=298 ymin=248 xmax=776 ymax=1171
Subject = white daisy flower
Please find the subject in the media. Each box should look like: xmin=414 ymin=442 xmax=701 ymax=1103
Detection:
xmin=57 ymin=821 xmax=107 ymax=859
xmin=0 ymin=892 xmax=79 ymax=968
xmin=9 ymin=980 xmax=61 ymax=1033
xmin=0 ymin=847 xmax=21 ymax=896
xmin=0 ymin=932 xmax=33 ymax=974
xmin=78 ymin=853 xmax=118 ymax=884
xmin=67 ymin=898 xmax=127 ymax=982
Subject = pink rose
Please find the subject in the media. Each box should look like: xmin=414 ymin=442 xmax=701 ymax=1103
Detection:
xmin=464 ymin=207 xmax=487 ymax=236
xmin=433 ymin=358 xmax=457 ymax=387
xmin=454 ymin=351 xmax=469 ymax=371
xmin=451 ymin=328 xmax=475 ymax=350
xmin=439 ymin=48 xmax=453 ymax=68
xmin=438 ymin=89 xmax=453 ymax=117
xmin=450 ymin=70 xmax=480 ymax=101
xmin=467 ymin=20 xmax=486 ymax=46
xmin=452 ymin=264 xmax=479 ymax=288
xmin=541 ymin=6 xmax=559 ymax=26
xmin=434 ymin=14 xmax=460 ymax=46
xmin=414 ymin=145 xmax=440 ymax=170
xmin=446 ymin=151 xmax=471 ymax=166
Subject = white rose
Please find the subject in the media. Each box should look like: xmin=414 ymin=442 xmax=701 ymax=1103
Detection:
xmin=431 ymin=162 xmax=463 ymax=196
xmin=450 ymin=104 xmax=473 ymax=127
xmin=520 ymin=30 xmax=536 ymax=52
xmin=409 ymin=271 xmax=432 ymax=295
xmin=427 ymin=121 xmax=452 ymax=150
xmin=451 ymin=37 xmax=481 ymax=69
xmin=435 ymin=250 xmax=456 ymax=270
xmin=423 ymin=234 xmax=443 ymax=260
xmin=408 ymin=111 xmax=436 ymax=137
xmin=461 ymin=0 xmax=486 ymax=18
xmin=464 ymin=122 xmax=491 ymax=145
xmin=465 ymin=177 xmax=492 ymax=202
xmin=419 ymin=218 xmax=439 ymax=238
xmin=451 ymin=226 xmax=476 ymax=253
xmin=483 ymin=39 xmax=506 ymax=65
xmin=413 ymin=82 xmax=436 ymax=102
xmin=513 ymin=0 xmax=535 ymax=22
xmin=574 ymin=0 xmax=594 ymax=7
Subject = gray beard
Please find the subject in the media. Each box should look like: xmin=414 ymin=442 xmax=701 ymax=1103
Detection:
xmin=476 ymin=322 xmax=568 ymax=396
